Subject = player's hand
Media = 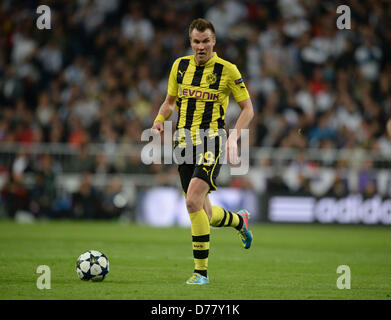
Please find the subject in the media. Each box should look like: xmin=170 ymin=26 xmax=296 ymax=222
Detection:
xmin=226 ymin=135 xmax=240 ymax=166
xmin=151 ymin=121 xmax=164 ymax=135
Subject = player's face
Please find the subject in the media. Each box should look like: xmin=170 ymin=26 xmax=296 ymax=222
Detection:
xmin=190 ymin=29 xmax=216 ymax=65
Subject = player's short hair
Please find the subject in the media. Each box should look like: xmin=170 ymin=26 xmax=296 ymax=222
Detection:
xmin=189 ymin=18 xmax=216 ymax=39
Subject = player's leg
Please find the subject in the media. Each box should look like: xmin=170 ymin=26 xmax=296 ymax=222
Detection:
xmin=206 ymin=198 xmax=253 ymax=250
xmin=176 ymin=143 xmax=210 ymax=284
xmin=209 ymin=204 xmax=243 ymax=230
xmin=185 ymin=177 xmax=210 ymax=284
xmin=198 ymin=134 xmax=253 ymax=249
xmin=204 ymin=194 xmax=243 ymax=229
xmin=203 ymin=194 xmax=212 ymax=221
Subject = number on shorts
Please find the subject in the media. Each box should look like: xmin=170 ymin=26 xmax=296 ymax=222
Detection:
xmin=197 ymin=151 xmax=215 ymax=166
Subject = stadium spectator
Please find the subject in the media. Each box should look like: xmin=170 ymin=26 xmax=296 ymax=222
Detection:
xmin=358 ymin=159 xmax=377 ymax=194
xmin=101 ymin=176 xmax=124 ymax=219
xmin=121 ymin=3 xmax=154 ymax=44
xmin=205 ymin=0 xmax=247 ymax=40
xmin=326 ymin=169 xmax=349 ymax=198
xmin=71 ymin=172 xmax=102 ymax=219
xmin=92 ymin=153 xmax=117 ymax=175
xmin=1 ymin=171 xmax=30 ymax=218
xmin=28 ymin=170 xmax=56 ymax=218
xmin=64 ymin=144 xmax=94 ymax=173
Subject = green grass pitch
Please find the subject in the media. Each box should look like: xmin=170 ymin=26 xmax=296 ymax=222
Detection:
xmin=0 ymin=220 xmax=390 ymax=300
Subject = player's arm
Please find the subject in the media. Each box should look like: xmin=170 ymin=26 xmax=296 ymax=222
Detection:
xmin=152 ymin=58 xmax=180 ymax=133
xmin=229 ymin=98 xmax=254 ymax=140
xmin=226 ymin=98 xmax=254 ymax=164
xmin=226 ymin=64 xmax=254 ymax=164
xmin=151 ymin=93 xmax=177 ymax=133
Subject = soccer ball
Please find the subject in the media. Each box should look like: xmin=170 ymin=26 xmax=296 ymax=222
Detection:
xmin=76 ymin=250 xmax=109 ymax=282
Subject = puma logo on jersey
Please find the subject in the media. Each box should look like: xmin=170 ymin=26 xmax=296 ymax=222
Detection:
xmin=178 ymin=70 xmax=185 ymax=78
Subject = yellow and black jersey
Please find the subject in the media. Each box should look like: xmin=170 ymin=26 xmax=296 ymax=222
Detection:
xmin=167 ymin=52 xmax=250 ymax=146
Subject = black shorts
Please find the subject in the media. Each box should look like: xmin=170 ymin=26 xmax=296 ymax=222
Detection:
xmin=174 ymin=135 xmax=225 ymax=195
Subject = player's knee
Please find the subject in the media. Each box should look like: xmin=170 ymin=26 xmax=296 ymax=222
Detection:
xmin=186 ymin=196 xmax=202 ymax=213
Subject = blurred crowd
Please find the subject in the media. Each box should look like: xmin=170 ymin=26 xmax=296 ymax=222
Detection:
xmin=0 ymin=0 xmax=391 ymax=219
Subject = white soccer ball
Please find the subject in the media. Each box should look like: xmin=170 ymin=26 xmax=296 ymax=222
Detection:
xmin=76 ymin=250 xmax=109 ymax=282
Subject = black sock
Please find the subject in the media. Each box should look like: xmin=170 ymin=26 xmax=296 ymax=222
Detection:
xmin=235 ymin=214 xmax=244 ymax=231
xmin=194 ymin=269 xmax=207 ymax=277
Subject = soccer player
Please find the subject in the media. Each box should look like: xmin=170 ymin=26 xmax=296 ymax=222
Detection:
xmin=151 ymin=18 xmax=254 ymax=285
